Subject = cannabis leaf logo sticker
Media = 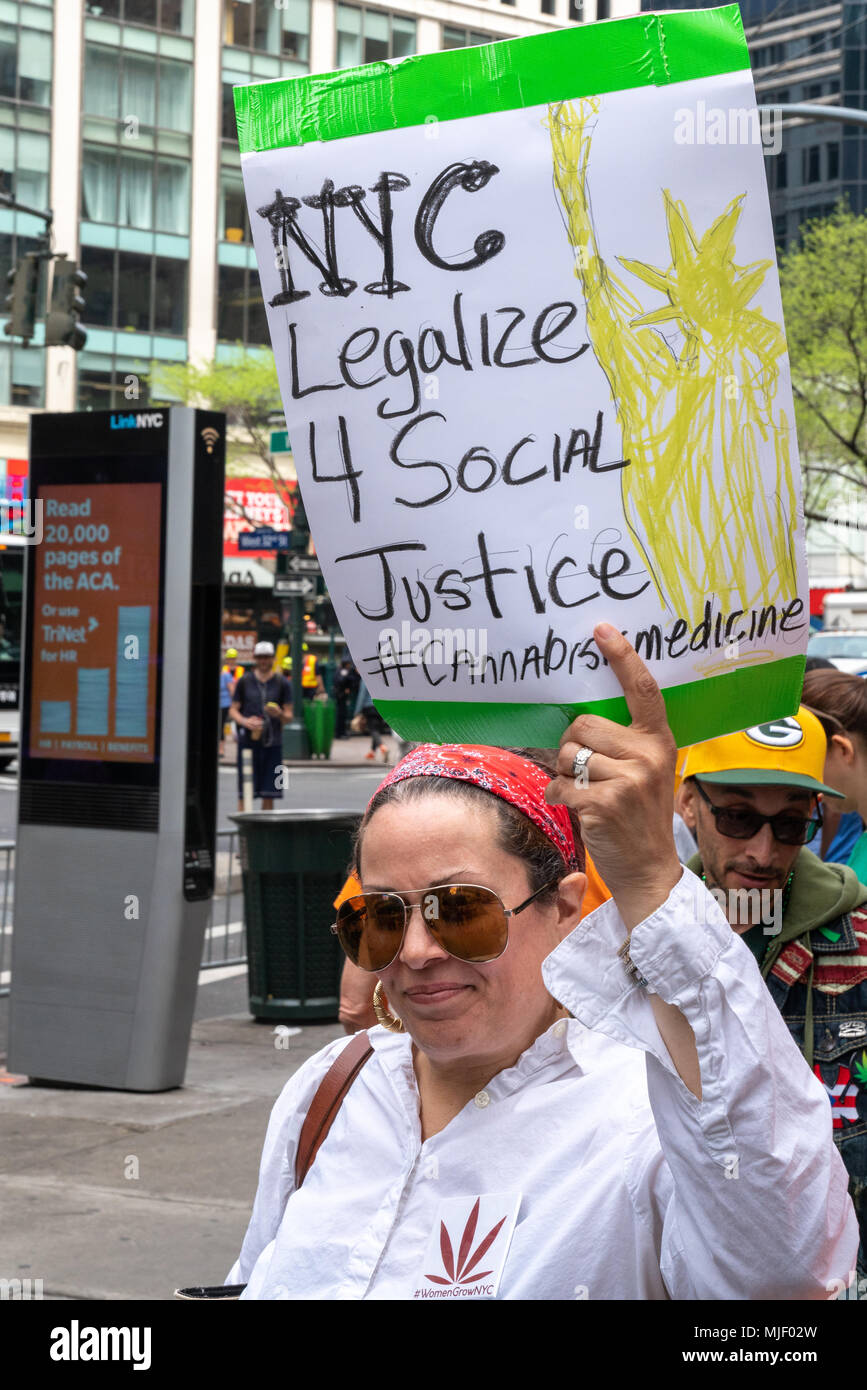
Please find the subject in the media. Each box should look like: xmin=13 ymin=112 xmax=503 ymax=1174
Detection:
xmin=425 ymin=1199 xmax=507 ymax=1287
xmin=853 ymin=1049 xmax=867 ymax=1086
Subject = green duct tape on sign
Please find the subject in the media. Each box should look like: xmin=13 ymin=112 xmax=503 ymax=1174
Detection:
xmin=235 ymin=7 xmax=808 ymax=749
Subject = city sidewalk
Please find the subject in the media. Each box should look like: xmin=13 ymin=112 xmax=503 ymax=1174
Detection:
xmin=0 ymin=1008 xmax=344 ymax=1300
xmin=221 ymin=730 xmax=403 ymax=770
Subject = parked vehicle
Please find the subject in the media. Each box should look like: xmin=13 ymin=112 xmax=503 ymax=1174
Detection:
xmin=806 ymin=628 xmax=867 ymax=674
xmin=822 ymin=590 xmax=867 ymax=630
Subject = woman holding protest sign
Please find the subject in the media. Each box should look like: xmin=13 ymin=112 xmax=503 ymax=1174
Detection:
xmin=227 ymin=624 xmax=856 ymax=1300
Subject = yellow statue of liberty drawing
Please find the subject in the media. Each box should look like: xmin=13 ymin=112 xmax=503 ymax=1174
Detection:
xmin=547 ymin=98 xmax=798 ymax=628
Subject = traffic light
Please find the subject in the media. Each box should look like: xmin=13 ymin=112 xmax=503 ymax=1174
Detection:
xmin=3 ymin=254 xmax=39 ymax=342
xmin=45 ymin=256 xmax=86 ymax=350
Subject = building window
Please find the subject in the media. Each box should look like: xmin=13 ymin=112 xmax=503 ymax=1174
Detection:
xmin=541 ymin=0 xmax=555 ymax=12
xmin=752 ymin=40 xmax=783 ymax=68
xmin=442 ymin=26 xmax=498 ymax=50
xmin=596 ymin=0 xmax=609 ymax=17
xmin=84 ymin=45 xmax=193 ymax=133
xmin=828 ymin=142 xmax=840 ymax=181
xmin=279 ymin=0 xmax=309 ymax=61
xmin=83 ymin=0 xmax=194 ymax=34
xmin=0 ymin=19 xmax=51 ymax=107
xmin=77 ymin=359 xmax=153 ymax=410
xmin=224 ymin=0 xmax=309 ymax=58
xmin=568 ymin=0 xmax=582 ymax=21
xmin=82 ymin=245 xmax=114 ymax=326
xmin=222 ymin=81 xmax=239 ymax=143
xmin=803 ymin=145 xmax=821 ymax=184
xmin=0 ymin=127 xmax=50 ymax=210
xmin=82 ymin=145 xmax=190 ymax=234
xmin=80 ymin=245 xmax=188 ymax=337
xmin=336 ymin=5 xmax=416 ymax=67
xmin=220 ymin=170 xmax=250 ymax=242
xmin=217 ymin=264 xmax=269 ymax=347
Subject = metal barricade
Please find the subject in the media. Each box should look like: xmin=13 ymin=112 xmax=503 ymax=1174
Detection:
xmin=0 ymin=833 xmax=242 ymax=994
xmin=199 ymin=827 xmax=246 ymax=971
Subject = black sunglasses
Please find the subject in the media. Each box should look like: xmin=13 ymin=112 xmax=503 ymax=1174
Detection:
xmin=331 ymin=878 xmax=561 ymax=973
xmin=694 ymin=780 xmax=822 ymax=846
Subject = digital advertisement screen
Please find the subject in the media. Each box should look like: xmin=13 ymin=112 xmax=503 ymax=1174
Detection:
xmin=27 ymin=481 xmax=163 ymax=765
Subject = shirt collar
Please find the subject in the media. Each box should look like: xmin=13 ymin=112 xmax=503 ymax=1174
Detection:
xmin=365 ymin=1015 xmax=582 ymax=1104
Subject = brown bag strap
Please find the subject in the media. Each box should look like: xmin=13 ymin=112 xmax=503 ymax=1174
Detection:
xmin=174 ymin=1034 xmax=375 ymax=1299
xmin=294 ymin=1031 xmax=374 ymax=1189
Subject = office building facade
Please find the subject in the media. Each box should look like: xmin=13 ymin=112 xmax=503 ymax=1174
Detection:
xmin=640 ymin=0 xmax=862 ymax=247
xmin=0 ymin=0 xmax=634 ymax=468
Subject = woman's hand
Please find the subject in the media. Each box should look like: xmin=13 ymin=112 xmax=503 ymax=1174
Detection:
xmin=545 ymin=623 xmax=681 ymax=932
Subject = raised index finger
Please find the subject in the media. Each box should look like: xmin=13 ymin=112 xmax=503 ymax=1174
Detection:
xmin=593 ymin=622 xmax=670 ymax=733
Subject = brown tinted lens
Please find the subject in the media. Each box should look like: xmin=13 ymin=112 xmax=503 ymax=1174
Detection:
xmin=335 ymin=893 xmax=406 ymax=971
xmin=427 ymin=885 xmax=508 ymax=963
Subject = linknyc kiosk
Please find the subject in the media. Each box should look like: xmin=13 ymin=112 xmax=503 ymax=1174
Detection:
xmin=7 ymin=408 xmax=225 ymax=1090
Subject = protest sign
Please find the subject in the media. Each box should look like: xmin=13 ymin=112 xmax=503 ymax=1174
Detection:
xmin=235 ymin=5 xmax=808 ymax=747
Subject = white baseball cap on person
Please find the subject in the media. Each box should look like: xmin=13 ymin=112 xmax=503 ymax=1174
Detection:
xmin=253 ymin=641 xmax=275 ymax=656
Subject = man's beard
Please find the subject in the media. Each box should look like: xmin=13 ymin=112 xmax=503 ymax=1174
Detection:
xmin=705 ymin=855 xmax=787 ymax=893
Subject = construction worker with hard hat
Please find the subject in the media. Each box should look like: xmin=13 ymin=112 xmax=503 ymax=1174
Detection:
xmin=219 ymin=649 xmax=241 ymax=760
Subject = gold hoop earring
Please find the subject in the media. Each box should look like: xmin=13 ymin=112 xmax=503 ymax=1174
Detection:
xmin=373 ymin=980 xmax=404 ymax=1033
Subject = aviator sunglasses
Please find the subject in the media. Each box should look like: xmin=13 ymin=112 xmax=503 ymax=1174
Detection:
xmin=331 ymin=878 xmax=561 ymax=973
xmin=694 ymin=780 xmax=822 ymax=845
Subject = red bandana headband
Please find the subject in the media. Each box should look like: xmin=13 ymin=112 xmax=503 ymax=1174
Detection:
xmin=371 ymin=745 xmax=578 ymax=867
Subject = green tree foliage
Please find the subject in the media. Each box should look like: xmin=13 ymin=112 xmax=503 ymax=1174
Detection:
xmin=780 ymin=202 xmax=867 ymax=535
xmin=147 ymin=354 xmax=295 ymax=523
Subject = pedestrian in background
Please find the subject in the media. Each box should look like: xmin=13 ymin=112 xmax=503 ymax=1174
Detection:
xmin=353 ymin=680 xmax=389 ymax=762
xmin=334 ymin=657 xmax=359 ymax=740
xmin=300 ymin=646 xmax=325 ymax=701
xmin=230 ymin=641 xmax=292 ymax=811
xmin=803 ymin=667 xmax=867 ymax=876
xmin=676 ymin=710 xmax=867 ymax=1277
xmin=219 ymin=649 xmax=238 ymax=762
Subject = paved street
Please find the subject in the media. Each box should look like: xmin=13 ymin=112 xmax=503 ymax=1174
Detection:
xmin=0 ymin=732 xmax=400 ymax=839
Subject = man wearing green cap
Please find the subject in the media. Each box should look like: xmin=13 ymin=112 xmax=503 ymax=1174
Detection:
xmin=678 ymin=709 xmax=867 ymax=1294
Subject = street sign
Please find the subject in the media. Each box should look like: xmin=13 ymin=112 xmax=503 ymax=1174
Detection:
xmin=274 ymin=576 xmax=315 ymax=597
xmin=286 ymin=553 xmax=320 ymax=574
xmin=270 ymin=429 xmax=291 ymax=454
xmin=237 ymin=527 xmax=290 ymax=551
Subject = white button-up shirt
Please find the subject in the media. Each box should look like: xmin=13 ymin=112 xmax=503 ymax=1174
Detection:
xmin=228 ymin=868 xmax=858 ymax=1299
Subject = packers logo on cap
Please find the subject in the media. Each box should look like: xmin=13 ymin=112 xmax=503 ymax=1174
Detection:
xmin=680 ymin=705 xmax=845 ymax=798
xmin=744 ymin=717 xmax=805 ymax=750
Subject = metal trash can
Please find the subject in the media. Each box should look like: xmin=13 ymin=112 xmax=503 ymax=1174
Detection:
xmin=231 ymin=809 xmax=359 ymax=1020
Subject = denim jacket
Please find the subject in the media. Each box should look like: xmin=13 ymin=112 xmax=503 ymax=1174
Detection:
xmin=688 ymin=849 xmax=867 ymax=1284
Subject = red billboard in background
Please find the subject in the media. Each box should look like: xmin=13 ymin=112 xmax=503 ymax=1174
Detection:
xmin=223 ymin=478 xmax=297 ymax=556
